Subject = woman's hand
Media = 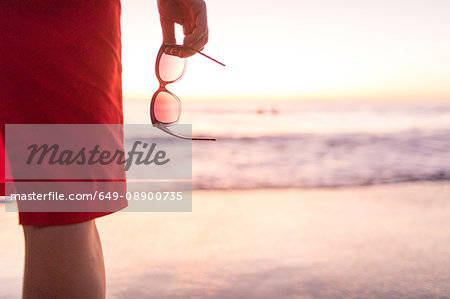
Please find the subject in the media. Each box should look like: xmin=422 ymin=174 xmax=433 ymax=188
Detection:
xmin=157 ymin=0 xmax=209 ymax=57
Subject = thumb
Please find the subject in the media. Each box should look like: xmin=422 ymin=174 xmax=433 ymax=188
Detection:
xmin=160 ymin=18 xmax=176 ymax=44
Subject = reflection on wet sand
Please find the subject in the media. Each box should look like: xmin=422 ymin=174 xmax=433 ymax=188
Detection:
xmin=0 ymin=182 xmax=449 ymax=298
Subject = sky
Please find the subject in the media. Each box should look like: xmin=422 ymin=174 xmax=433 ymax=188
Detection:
xmin=121 ymin=0 xmax=450 ymax=101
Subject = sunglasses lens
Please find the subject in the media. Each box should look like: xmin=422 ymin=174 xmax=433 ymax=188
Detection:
xmin=158 ymin=52 xmax=186 ymax=83
xmin=154 ymin=91 xmax=180 ymax=124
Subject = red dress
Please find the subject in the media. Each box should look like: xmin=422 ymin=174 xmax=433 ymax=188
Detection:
xmin=0 ymin=1 xmax=128 ymax=225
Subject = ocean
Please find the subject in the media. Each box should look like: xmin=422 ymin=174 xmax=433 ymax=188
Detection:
xmin=124 ymin=100 xmax=450 ymax=190
xmin=1 ymin=100 xmax=449 ymax=298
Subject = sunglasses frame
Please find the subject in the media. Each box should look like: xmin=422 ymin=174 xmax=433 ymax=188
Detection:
xmin=150 ymin=43 xmax=224 ymax=141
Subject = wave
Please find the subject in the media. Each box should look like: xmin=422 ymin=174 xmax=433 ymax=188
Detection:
xmin=190 ymin=129 xmax=450 ymax=190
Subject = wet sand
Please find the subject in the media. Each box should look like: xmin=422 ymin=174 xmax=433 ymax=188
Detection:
xmin=1 ymin=182 xmax=449 ymax=298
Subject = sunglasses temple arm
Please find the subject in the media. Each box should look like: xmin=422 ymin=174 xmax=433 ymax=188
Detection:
xmin=155 ymin=124 xmax=216 ymax=141
xmin=163 ymin=43 xmax=226 ymax=66
xmin=184 ymin=46 xmax=226 ymax=66
xmin=197 ymin=51 xmax=226 ymax=67
xmin=192 ymin=136 xmax=217 ymax=141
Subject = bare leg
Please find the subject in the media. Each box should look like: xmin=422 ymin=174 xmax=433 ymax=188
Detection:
xmin=22 ymin=220 xmax=106 ymax=299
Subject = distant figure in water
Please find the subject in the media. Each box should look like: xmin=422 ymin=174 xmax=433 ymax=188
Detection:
xmin=0 ymin=0 xmax=209 ymax=298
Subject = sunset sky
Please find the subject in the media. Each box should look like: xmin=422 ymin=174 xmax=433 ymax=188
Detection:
xmin=121 ymin=0 xmax=450 ymax=101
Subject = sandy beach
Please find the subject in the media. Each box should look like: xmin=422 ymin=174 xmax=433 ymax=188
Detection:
xmin=1 ymin=181 xmax=449 ymax=298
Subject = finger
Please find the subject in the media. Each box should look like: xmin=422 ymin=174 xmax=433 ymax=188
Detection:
xmin=184 ymin=27 xmax=208 ymax=52
xmin=178 ymin=29 xmax=207 ymax=58
xmin=164 ymin=44 xmax=193 ymax=59
xmin=157 ymin=0 xmax=182 ymax=44
xmin=183 ymin=1 xmax=208 ymax=49
xmin=178 ymin=47 xmax=197 ymax=58
xmin=165 ymin=45 xmax=195 ymax=58
xmin=190 ymin=0 xmax=208 ymax=29
xmin=182 ymin=10 xmax=194 ymax=36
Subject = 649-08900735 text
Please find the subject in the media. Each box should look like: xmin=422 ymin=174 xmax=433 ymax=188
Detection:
xmin=9 ymin=191 xmax=184 ymax=202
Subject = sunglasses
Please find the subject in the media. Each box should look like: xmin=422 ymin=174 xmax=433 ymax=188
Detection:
xmin=150 ymin=43 xmax=225 ymax=141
